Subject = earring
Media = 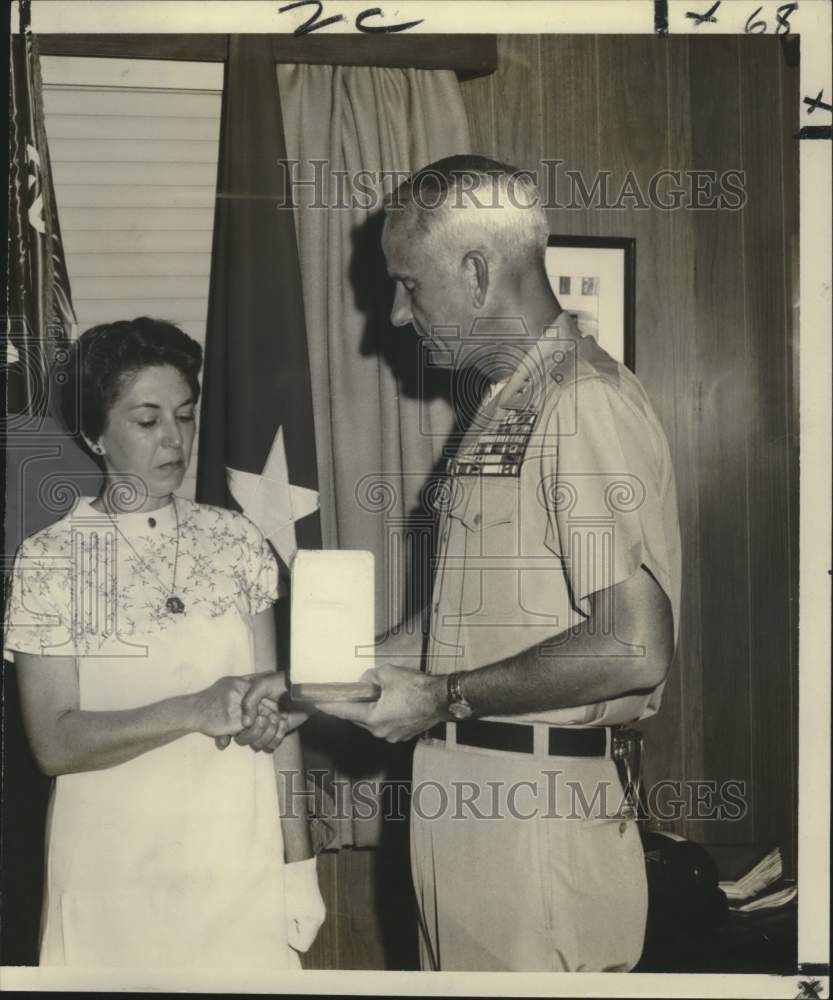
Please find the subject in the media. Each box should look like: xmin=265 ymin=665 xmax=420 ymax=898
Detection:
xmin=92 ymin=443 xmax=105 ymax=456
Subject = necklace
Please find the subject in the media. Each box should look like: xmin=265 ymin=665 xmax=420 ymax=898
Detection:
xmin=100 ymin=495 xmax=186 ymax=615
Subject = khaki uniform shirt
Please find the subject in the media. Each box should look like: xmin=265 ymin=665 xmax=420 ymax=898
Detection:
xmin=426 ymin=311 xmax=681 ymax=727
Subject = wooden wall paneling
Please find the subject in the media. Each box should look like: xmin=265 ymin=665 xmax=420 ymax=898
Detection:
xmin=661 ymin=36 xmax=706 ymax=843
xmin=304 ymin=849 xmax=392 ymax=970
xmin=340 ymin=848 xmax=385 ymax=970
xmin=593 ymin=36 xmax=687 ymax=828
xmin=689 ymin=36 xmax=754 ymax=845
xmin=594 ymin=36 xmax=670 ymax=360
xmin=304 ymin=850 xmax=341 ymax=969
xmin=458 ymin=56 xmax=495 ymax=156
xmin=492 ymin=35 xmax=542 ymax=174
xmin=739 ymin=36 xmax=795 ymax=864
xmin=779 ymin=39 xmax=800 ymax=881
xmin=540 ymin=35 xmax=600 ymax=237
xmin=600 ymin=36 xmax=703 ymax=839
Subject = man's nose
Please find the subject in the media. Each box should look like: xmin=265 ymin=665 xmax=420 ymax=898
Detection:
xmin=390 ymin=283 xmax=412 ymax=328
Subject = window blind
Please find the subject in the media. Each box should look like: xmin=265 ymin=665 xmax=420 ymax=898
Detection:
xmin=41 ymin=57 xmax=223 ymax=500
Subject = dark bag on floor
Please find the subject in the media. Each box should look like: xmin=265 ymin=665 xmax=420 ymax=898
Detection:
xmin=637 ymin=830 xmax=728 ymax=970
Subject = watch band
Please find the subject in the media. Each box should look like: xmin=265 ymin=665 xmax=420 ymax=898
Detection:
xmin=447 ymin=672 xmax=466 ymax=705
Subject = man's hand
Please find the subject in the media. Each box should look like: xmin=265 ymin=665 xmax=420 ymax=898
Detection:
xmin=316 ymin=663 xmax=446 ymax=742
xmin=215 ymin=672 xmax=308 ymax=753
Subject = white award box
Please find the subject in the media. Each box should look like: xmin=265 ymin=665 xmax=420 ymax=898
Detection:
xmin=289 ymin=549 xmax=379 ymax=702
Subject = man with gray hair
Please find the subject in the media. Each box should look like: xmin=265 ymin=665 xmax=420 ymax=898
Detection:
xmin=324 ymin=154 xmax=682 ymax=971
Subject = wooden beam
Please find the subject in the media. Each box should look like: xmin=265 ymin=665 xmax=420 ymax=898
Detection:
xmin=36 ymin=33 xmax=497 ymax=80
xmin=37 ymin=34 xmax=228 ymax=62
xmin=270 ymin=33 xmax=497 ymax=79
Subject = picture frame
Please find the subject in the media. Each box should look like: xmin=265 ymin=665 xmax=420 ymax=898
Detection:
xmin=545 ymin=235 xmax=637 ymax=371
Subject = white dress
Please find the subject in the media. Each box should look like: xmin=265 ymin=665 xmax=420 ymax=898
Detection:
xmin=4 ymin=497 xmax=301 ymax=970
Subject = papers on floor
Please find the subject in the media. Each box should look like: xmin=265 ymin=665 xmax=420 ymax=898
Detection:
xmin=734 ymin=883 xmax=797 ymax=913
xmin=718 ymin=846 xmax=782 ymax=901
xmin=718 ymin=846 xmax=796 ymax=912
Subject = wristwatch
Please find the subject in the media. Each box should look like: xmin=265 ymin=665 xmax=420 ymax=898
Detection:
xmin=446 ymin=672 xmax=474 ymax=721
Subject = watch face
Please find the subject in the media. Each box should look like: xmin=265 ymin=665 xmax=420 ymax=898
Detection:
xmin=449 ymin=701 xmax=473 ymax=721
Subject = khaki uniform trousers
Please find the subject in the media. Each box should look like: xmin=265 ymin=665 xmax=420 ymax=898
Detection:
xmin=410 ymin=735 xmax=648 ymax=972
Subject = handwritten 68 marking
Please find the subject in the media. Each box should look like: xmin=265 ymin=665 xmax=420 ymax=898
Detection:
xmin=685 ymin=0 xmax=798 ymax=33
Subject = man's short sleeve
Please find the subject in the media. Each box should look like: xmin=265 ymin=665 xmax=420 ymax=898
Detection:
xmin=541 ymin=376 xmax=677 ymax=623
xmin=237 ymin=515 xmax=284 ymax=616
xmin=3 ymin=540 xmax=75 ymax=657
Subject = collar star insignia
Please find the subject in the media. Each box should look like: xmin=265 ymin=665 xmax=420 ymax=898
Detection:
xmin=226 ymin=425 xmax=319 ymax=569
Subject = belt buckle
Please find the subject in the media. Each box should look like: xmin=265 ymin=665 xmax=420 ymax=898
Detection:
xmin=612 ymin=727 xmax=638 ymax=761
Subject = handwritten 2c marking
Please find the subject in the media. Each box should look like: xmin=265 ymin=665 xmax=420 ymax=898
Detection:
xmin=278 ymin=0 xmax=424 ymax=36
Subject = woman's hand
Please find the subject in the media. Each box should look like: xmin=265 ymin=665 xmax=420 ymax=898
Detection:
xmin=189 ymin=676 xmax=250 ymax=737
xmin=216 ymin=672 xmax=309 ymax=753
xmin=284 ymin=857 xmax=326 ymax=953
xmin=213 ymin=692 xmax=285 ymax=751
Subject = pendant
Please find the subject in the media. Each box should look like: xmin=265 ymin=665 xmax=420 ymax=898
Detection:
xmin=166 ymin=595 xmax=186 ymax=615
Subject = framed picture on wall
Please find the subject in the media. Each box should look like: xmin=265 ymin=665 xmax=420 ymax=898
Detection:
xmin=545 ymin=236 xmax=636 ymax=371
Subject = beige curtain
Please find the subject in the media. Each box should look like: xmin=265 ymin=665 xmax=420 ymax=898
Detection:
xmin=278 ymin=65 xmax=470 ymax=846
xmin=278 ymin=65 xmax=469 ymax=618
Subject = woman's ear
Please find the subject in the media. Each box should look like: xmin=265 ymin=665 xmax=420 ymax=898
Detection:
xmin=463 ymin=251 xmax=489 ymax=309
xmin=83 ymin=434 xmax=105 ymax=456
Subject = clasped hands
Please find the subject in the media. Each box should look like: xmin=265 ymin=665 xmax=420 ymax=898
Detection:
xmin=198 ymin=635 xmax=447 ymax=750
xmin=194 ymin=671 xmax=307 ymax=753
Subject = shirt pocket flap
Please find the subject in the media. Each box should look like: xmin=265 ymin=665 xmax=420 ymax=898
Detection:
xmin=448 ymin=479 xmax=516 ymax=531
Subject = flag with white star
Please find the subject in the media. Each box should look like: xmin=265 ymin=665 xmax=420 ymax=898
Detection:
xmin=196 ymin=35 xmax=321 ymax=568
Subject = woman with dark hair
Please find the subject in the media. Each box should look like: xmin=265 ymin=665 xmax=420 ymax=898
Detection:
xmin=4 ymin=318 xmax=324 ymax=970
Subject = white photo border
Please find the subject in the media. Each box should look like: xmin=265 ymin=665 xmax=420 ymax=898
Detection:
xmin=5 ymin=2 xmax=831 ymax=997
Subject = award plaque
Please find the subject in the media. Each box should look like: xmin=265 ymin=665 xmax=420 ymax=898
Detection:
xmin=289 ymin=549 xmax=380 ymax=703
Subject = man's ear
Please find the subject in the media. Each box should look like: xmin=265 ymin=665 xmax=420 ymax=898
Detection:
xmin=463 ymin=251 xmax=489 ymax=309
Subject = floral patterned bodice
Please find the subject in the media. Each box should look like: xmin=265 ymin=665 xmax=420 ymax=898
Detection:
xmin=4 ymin=496 xmax=282 ymax=658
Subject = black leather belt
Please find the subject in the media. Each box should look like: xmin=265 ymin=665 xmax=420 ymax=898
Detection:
xmin=423 ymin=720 xmax=609 ymax=757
